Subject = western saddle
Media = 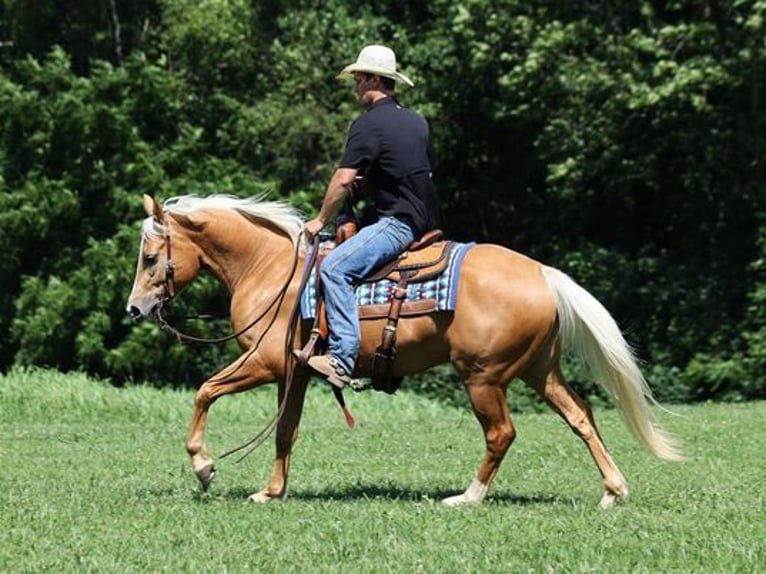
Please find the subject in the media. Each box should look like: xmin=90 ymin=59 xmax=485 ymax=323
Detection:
xmin=296 ymin=226 xmax=451 ymax=394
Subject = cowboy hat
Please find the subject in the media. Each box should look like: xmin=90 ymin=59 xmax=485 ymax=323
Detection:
xmin=337 ymin=45 xmax=414 ymax=87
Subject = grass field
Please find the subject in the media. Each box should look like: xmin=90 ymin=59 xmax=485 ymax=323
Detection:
xmin=1 ymin=368 xmax=764 ymax=573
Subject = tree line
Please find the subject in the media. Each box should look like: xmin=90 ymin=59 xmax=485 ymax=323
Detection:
xmin=0 ymin=0 xmax=763 ymax=402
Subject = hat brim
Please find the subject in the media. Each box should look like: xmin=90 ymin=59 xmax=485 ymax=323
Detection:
xmin=337 ymin=63 xmax=414 ymax=87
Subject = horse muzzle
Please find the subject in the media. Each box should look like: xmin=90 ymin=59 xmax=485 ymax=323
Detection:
xmin=126 ymin=293 xmax=162 ymax=323
xmin=127 ymin=305 xmax=145 ymax=323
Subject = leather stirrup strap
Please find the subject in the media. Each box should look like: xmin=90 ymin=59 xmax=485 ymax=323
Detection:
xmin=371 ymin=270 xmax=414 ymax=393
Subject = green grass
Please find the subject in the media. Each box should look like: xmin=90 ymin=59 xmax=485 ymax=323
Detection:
xmin=1 ymin=368 xmax=764 ymax=573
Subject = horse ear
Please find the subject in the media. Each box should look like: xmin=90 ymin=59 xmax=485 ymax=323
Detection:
xmin=142 ymin=194 xmax=165 ymax=224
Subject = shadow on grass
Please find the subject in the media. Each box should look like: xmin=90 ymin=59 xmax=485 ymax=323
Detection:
xmin=206 ymin=484 xmax=567 ymax=506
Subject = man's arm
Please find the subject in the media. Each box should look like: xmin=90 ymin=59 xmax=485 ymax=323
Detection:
xmin=304 ymin=167 xmax=359 ymax=238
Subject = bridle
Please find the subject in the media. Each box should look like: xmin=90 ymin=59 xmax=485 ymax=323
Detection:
xmin=162 ymin=224 xmax=177 ymax=300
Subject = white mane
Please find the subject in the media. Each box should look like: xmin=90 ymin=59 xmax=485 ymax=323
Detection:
xmin=143 ymin=194 xmax=305 ymax=244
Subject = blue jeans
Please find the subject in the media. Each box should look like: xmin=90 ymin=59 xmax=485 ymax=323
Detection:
xmin=319 ymin=216 xmax=416 ymax=374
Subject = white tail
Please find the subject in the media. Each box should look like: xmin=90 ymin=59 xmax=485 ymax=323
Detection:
xmin=542 ymin=266 xmax=684 ymax=461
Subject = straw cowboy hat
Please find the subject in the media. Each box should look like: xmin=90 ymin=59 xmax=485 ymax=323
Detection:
xmin=337 ymin=45 xmax=414 ymax=87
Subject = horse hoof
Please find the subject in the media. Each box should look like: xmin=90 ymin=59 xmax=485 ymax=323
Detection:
xmin=442 ymin=494 xmax=481 ymax=507
xmin=248 ymin=490 xmax=286 ymax=503
xmin=441 ymin=494 xmax=464 ymax=507
xmin=599 ymin=489 xmax=628 ymax=509
xmin=442 ymin=480 xmax=487 ymax=507
xmin=197 ymin=464 xmax=217 ymax=492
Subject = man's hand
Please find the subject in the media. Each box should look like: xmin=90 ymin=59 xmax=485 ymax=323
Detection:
xmin=306 ymin=167 xmax=358 ymax=240
xmin=303 ymin=217 xmax=325 ymax=240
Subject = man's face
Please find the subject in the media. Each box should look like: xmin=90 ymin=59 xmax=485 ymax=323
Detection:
xmin=353 ymin=73 xmax=380 ymax=107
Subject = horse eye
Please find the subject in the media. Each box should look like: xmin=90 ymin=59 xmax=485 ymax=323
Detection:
xmin=143 ymin=253 xmax=158 ymax=266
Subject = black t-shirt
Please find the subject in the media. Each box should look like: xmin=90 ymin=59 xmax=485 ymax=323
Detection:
xmin=339 ymin=97 xmax=441 ymax=236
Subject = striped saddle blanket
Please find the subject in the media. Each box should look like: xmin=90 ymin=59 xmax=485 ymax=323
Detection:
xmin=299 ymin=241 xmax=475 ymax=320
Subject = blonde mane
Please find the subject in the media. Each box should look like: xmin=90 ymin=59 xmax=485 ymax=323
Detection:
xmin=142 ymin=194 xmax=305 ymax=244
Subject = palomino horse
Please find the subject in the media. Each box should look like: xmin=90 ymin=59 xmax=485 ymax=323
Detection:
xmin=127 ymin=194 xmax=682 ymax=507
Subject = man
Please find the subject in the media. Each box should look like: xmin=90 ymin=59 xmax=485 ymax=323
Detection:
xmin=303 ymin=44 xmax=441 ymax=389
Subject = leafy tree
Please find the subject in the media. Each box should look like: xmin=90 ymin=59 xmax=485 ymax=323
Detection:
xmin=0 ymin=0 xmax=762 ymax=401
xmin=0 ymin=0 xmax=159 ymax=70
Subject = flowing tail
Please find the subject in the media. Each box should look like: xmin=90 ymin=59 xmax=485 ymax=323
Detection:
xmin=542 ymin=266 xmax=684 ymax=462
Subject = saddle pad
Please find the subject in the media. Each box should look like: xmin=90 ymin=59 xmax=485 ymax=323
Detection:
xmin=300 ymin=241 xmax=476 ymax=320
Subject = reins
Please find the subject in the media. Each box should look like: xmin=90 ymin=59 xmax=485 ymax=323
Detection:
xmin=216 ymin=235 xmax=354 ymax=462
xmin=155 ymin=219 xmax=352 ymax=462
xmin=154 ymin=212 xmax=309 ymax=461
xmin=218 ymin=233 xmax=320 ymax=462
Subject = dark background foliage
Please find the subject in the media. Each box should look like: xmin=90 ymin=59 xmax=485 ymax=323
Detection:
xmin=1 ymin=0 xmax=763 ymax=404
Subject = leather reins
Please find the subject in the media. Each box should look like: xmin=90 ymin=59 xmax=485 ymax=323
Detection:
xmin=215 ymin=234 xmax=354 ymax=461
xmin=154 ymin=212 xmax=311 ymax=461
xmin=218 ymin=235 xmax=320 ymax=462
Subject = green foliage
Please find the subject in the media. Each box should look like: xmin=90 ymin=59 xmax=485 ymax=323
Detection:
xmin=0 ymin=0 xmax=764 ymax=401
xmin=0 ymin=0 xmax=159 ymax=71
xmin=679 ymin=225 xmax=766 ymax=401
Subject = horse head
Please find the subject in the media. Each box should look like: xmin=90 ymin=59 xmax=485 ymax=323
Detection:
xmin=126 ymin=194 xmax=202 ymax=322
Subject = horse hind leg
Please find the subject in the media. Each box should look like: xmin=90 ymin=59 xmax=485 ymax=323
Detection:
xmin=524 ymin=360 xmax=629 ymax=508
xmin=443 ymin=378 xmax=516 ymax=507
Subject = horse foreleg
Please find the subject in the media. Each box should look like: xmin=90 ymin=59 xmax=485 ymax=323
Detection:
xmin=187 ymin=397 xmax=216 ymax=491
xmin=185 ymin=354 xmax=275 ymax=491
xmin=248 ymin=374 xmax=309 ymax=503
xmin=525 ymin=364 xmax=628 ymax=508
xmin=443 ymin=382 xmax=516 ymax=507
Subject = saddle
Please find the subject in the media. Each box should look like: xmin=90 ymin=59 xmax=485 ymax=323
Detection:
xmin=296 ymin=228 xmax=450 ymax=394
